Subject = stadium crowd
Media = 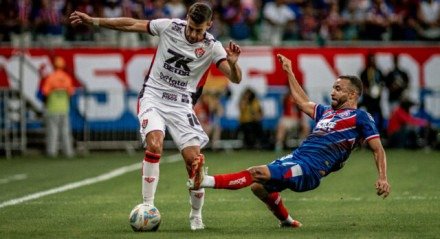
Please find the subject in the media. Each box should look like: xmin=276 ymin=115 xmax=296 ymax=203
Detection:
xmin=0 ymin=0 xmax=439 ymax=47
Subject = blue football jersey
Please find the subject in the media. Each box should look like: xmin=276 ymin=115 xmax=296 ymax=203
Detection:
xmin=293 ymin=104 xmax=379 ymax=175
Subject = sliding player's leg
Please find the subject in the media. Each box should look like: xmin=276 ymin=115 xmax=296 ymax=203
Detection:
xmin=189 ymin=165 xmax=270 ymax=190
xmin=251 ymin=183 xmax=302 ymax=228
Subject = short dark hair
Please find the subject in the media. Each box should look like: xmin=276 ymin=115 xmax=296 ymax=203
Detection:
xmin=187 ymin=2 xmax=212 ymax=24
xmin=339 ymin=75 xmax=363 ymax=97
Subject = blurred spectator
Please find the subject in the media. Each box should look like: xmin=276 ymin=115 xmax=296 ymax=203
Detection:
xmin=3 ymin=0 xmax=33 ymax=47
xmin=341 ymin=0 xmax=367 ymax=40
xmin=144 ymin=0 xmax=171 ymax=19
xmin=222 ymin=0 xmax=259 ymax=41
xmin=260 ymin=0 xmax=296 ymax=45
xmin=274 ymin=93 xmax=309 ymax=152
xmin=320 ymin=1 xmax=345 ymax=41
xmin=387 ymin=98 xmax=438 ymax=149
xmin=238 ymin=88 xmax=263 ymax=149
xmin=119 ymin=0 xmax=144 ymax=47
xmin=209 ymin=9 xmax=228 ymax=40
xmin=100 ymin=0 xmax=123 ymax=45
xmin=144 ymin=0 xmax=172 ymax=46
xmin=385 ymin=54 xmax=410 ymax=112
xmin=416 ymin=0 xmax=440 ymax=40
xmin=166 ymin=0 xmax=186 ymax=19
xmin=194 ymin=92 xmax=224 ymax=150
xmin=65 ymin=0 xmax=96 ymax=41
xmin=34 ymin=0 xmax=66 ymax=46
xmin=299 ymin=2 xmax=319 ymax=41
xmin=41 ymin=56 xmax=75 ymax=158
xmin=361 ymin=0 xmax=392 ymax=41
xmin=360 ymin=53 xmax=386 ymax=133
xmin=388 ymin=0 xmax=419 ymax=41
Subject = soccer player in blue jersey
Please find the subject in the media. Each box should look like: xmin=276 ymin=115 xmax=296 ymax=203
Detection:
xmin=188 ymin=54 xmax=391 ymax=228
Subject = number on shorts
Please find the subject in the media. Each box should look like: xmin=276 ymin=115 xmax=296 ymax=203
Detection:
xmin=187 ymin=114 xmax=200 ymax=127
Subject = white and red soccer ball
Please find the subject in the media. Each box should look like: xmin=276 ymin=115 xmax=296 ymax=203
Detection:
xmin=129 ymin=204 xmax=161 ymax=232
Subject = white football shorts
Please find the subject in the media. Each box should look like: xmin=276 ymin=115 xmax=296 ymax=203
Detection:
xmin=138 ymin=88 xmax=209 ymax=151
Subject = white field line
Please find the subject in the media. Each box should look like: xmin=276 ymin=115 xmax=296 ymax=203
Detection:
xmin=0 ymin=153 xmax=182 ymax=209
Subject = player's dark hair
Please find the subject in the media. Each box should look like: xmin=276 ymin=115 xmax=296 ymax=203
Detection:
xmin=187 ymin=2 xmax=212 ymax=24
xmin=339 ymin=75 xmax=363 ymax=97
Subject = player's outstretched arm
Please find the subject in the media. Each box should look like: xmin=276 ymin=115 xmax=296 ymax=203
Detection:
xmin=219 ymin=41 xmax=242 ymax=84
xmin=69 ymin=11 xmax=149 ymax=33
xmin=277 ymin=54 xmax=315 ymax=118
xmin=368 ymin=138 xmax=391 ymax=199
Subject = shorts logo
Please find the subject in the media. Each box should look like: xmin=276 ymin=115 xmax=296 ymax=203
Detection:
xmin=195 ymin=47 xmax=205 ymax=58
xmin=142 ymin=119 xmax=148 ymax=128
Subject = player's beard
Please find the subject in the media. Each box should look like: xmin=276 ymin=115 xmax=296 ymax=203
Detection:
xmin=331 ymin=95 xmax=348 ymax=109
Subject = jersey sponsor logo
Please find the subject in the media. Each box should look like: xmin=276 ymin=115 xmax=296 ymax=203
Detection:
xmin=160 ymin=72 xmax=187 ymax=90
xmin=162 ymin=92 xmax=178 ymax=101
xmin=164 ymin=49 xmax=193 ymax=76
xmin=316 ymin=119 xmax=336 ymax=131
xmin=171 ymin=22 xmax=183 ymax=32
xmin=337 ymin=111 xmax=351 ymax=117
xmin=195 ymin=47 xmax=205 ymax=58
xmin=228 ymin=176 xmax=247 ymax=186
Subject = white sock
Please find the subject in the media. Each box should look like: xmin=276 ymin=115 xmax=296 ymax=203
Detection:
xmin=189 ymin=188 xmax=205 ymax=218
xmin=281 ymin=215 xmax=294 ymax=224
xmin=200 ymin=175 xmax=215 ymax=188
xmin=142 ymin=160 xmax=159 ymax=205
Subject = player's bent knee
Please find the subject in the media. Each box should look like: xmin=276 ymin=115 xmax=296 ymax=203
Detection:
xmin=248 ymin=166 xmax=271 ymax=182
xmin=146 ymin=141 xmax=163 ymax=154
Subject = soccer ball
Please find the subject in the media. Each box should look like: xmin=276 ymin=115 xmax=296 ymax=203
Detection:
xmin=129 ymin=203 xmax=161 ymax=232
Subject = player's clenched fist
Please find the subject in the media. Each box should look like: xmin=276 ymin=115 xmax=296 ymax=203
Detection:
xmin=375 ymin=179 xmax=391 ymax=199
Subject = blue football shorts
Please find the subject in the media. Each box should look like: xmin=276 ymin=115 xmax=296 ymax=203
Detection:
xmin=265 ymin=154 xmax=321 ymax=192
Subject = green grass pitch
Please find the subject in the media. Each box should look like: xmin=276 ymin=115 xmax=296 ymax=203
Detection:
xmin=0 ymin=149 xmax=439 ymax=238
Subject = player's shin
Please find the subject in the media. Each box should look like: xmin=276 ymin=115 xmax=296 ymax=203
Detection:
xmin=189 ymin=188 xmax=205 ymax=218
xmin=142 ymin=151 xmax=161 ymax=205
xmin=264 ymin=192 xmax=291 ymax=223
xmin=213 ymin=170 xmax=253 ymax=189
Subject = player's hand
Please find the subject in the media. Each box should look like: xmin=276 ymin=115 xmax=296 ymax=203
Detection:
xmin=225 ymin=41 xmax=241 ymax=66
xmin=69 ymin=11 xmax=92 ymax=26
xmin=375 ymin=178 xmax=390 ymax=199
xmin=277 ymin=54 xmax=293 ymax=74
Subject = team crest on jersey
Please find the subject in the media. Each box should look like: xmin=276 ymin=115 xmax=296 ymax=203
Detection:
xmin=142 ymin=119 xmax=148 ymax=128
xmin=195 ymin=47 xmax=205 ymax=58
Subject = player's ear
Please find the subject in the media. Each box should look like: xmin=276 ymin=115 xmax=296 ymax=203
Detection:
xmin=207 ymin=20 xmax=213 ymax=29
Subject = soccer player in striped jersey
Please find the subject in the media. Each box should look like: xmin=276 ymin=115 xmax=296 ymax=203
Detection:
xmin=70 ymin=2 xmax=242 ymax=230
xmin=189 ymin=54 xmax=390 ymax=228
